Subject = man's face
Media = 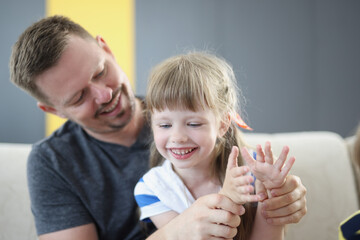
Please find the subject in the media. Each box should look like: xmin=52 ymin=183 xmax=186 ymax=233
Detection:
xmin=36 ymin=35 xmax=136 ymax=136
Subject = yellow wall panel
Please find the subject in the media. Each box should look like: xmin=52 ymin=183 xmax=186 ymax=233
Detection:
xmin=45 ymin=0 xmax=135 ymax=136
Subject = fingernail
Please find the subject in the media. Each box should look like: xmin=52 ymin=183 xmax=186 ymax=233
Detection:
xmin=261 ymin=209 xmax=267 ymax=217
xmin=266 ymin=218 xmax=273 ymax=224
xmin=259 ymin=193 xmax=267 ymax=200
xmin=239 ymin=206 xmax=245 ymax=215
xmin=271 ymin=190 xmax=277 ymax=197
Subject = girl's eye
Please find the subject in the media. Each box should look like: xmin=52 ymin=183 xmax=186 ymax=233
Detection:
xmin=159 ymin=124 xmax=171 ymax=128
xmin=188 ymin=123 xmax=202 ymax=127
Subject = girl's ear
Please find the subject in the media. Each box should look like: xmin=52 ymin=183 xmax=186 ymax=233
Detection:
xmin=218 ymin=114 xmax=231 ymax=137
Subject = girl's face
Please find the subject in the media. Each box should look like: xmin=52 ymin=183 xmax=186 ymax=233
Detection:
xmin=152 ymin=107 xmax=227 ymax=172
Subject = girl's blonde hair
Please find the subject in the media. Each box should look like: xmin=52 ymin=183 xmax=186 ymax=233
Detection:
xmin=146 ymin=52 xmax=254 ymax=239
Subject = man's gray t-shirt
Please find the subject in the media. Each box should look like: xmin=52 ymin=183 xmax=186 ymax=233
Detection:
xmin=27 ymin=120 xmax=155 ymax=239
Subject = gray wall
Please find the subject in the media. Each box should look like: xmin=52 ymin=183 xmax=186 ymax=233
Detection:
xmin=136 ymin=0 xmax=360 ymax=137
xmin=0 ymin=0 xmax=45 ymax=143
xmin=1 ymin=0 xmax=359 ymax=143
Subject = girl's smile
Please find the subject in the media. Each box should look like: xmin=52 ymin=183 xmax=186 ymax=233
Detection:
xmin=168 ymin=147 xmax=198 ymax=160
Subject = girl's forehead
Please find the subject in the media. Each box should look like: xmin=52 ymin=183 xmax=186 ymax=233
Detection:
xmin=152 ymin=102 xmax=208 ymax=113
xmin=151 ymin=106 xmax=222 ymax=123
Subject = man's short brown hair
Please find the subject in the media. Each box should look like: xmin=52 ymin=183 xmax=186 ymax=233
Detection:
xmin=9 ymin=15 xmax=94 ymax=105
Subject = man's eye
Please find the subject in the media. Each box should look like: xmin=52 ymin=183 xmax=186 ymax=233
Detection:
xmin=159 ymin=124 xmax=171 ymax=128
xmin=74 ymin=91 xmax=85 ymax=105
xmin=95 ymin=70 xmax=104 ymax=79
xmin=95 ymin=66 xmax=106 ymax=80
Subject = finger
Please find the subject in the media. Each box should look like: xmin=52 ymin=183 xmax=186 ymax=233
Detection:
xmin=279 ymin=156 xmax=295 ymax=179
xmin=240 ymin=147 xmax=255 ymax=168
xmin=274 ymin=146 xmax=290 ymax=170
xmin=270 ymin=175 xmax=305 ymax=198
xmin=266 ymin=206 xmax=307 ymax=225
xmin=211 ymin=208 xmax=241 ymax=228
xmin=263 ymin=198 xmax=307 ymax=225
xmin=255 ymin=180 xmax=268 ymax=201
xmin=262 ymin=183 xmax=304 ymax=211
xmin=243 ymin=194 xmax=261 ymax=202
xmin=227 ymin=146 xmax=239 ymax=171
xmin=206 ymin=221 xmax=238 ymax=239
xmin=264 ymin=141 xmax=274 ymax=164
xmin=231 ymin=166 xmax=251 ymax=178
xmin=263 ymin=196 xmax=306 ymax=219
xmin=235 ymin=184 xmax=255 ymax=194
xmin=204 ymin=194 xmax=245 ymax=216
xmin=256 ymin=144 xmax=265 ymax=162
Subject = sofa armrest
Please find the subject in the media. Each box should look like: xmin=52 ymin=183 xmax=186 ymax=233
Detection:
xmin=0 ymin=143 xmax=37 ymax=240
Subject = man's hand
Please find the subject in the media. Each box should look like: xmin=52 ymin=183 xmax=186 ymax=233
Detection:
xmin=259 ymin=175 xmax=307 ymax=225
xmin=147 ymin=194 xmax=245 ymax=240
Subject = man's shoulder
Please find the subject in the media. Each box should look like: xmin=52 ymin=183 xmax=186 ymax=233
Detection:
xmin=30 ymin=121 xmax=85 ymax=160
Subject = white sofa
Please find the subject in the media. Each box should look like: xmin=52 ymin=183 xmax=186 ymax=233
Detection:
xmin=0 ymin=131 xmax=358 ymax=240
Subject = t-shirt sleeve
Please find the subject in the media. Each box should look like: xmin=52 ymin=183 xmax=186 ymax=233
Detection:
xmin=27 ymin=145 xmax=93 ymax=235
xmin=134 ymin=177 xmax=171 ymax=222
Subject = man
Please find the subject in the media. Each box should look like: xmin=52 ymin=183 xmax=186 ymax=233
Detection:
xmin=10 ymin=15 xmax=307 ymax=240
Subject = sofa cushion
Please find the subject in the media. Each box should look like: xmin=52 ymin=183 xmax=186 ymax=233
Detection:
xmin=244 ymin=131 xmax=359 ymax=240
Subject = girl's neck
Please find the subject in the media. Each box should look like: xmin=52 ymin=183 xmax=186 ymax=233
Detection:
xmin=174 ymin=165 xmax=221 ymax=200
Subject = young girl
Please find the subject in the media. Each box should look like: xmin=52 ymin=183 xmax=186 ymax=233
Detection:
xmin=134 ymin=52 xmax=295 ymax=239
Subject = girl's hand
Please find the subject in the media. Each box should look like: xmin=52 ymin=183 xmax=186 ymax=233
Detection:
xmin=241 ymin=142 xmax=295 ymax=190
xmin=219 ymin=146 xmax=260 ymax=204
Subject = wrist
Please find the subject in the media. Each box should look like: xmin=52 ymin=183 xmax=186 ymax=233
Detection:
xmin=148 ymin=219 xmax=178 ymax=240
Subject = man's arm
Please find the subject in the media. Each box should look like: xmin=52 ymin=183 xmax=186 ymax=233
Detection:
xmin=39 ymin=223 xmax=98 ymax=240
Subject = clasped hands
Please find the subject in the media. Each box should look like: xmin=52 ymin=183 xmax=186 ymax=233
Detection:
xmin=220 ymin=142 xmax=303 ymax=224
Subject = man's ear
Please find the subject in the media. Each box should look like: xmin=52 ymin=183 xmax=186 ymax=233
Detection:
xmin=37 ymin=102 xmax=66 ymax=118
xmin=96 ymin=35 xmax=114 ymax=57
xmin=218 ymin=114 xmax=231 ymax=138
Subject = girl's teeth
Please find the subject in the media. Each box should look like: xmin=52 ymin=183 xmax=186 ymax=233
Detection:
xmin=171 ymin=149 xmax=194 ymax=155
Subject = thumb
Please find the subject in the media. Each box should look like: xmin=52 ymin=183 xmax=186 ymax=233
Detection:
xmin=255 ymin=180 xmax=268 ymax=201
xmin=227 ymin=146 xmax=239 ymax=171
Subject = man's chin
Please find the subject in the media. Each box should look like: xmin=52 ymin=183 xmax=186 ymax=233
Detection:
xmin=87 ymin=114 xmax=133 ymax=134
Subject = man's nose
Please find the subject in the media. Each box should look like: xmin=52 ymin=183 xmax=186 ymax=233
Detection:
xmin=90 ymin=83 xmax=113 ymax=105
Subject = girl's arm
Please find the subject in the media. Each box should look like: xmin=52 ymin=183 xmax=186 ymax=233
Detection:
xmin=150 ymin=211 xmax=179 ymax=229
xmin=241 ymin=142 xmax=295 ymax=240
xmin=249 ymin=197 xmax=285 ymax=240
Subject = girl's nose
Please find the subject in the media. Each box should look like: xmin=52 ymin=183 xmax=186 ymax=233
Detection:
xmin=170 ymin=127 xmax=188 ymax=143
xmin=90 ymin=83 xmax=113 ymax=105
